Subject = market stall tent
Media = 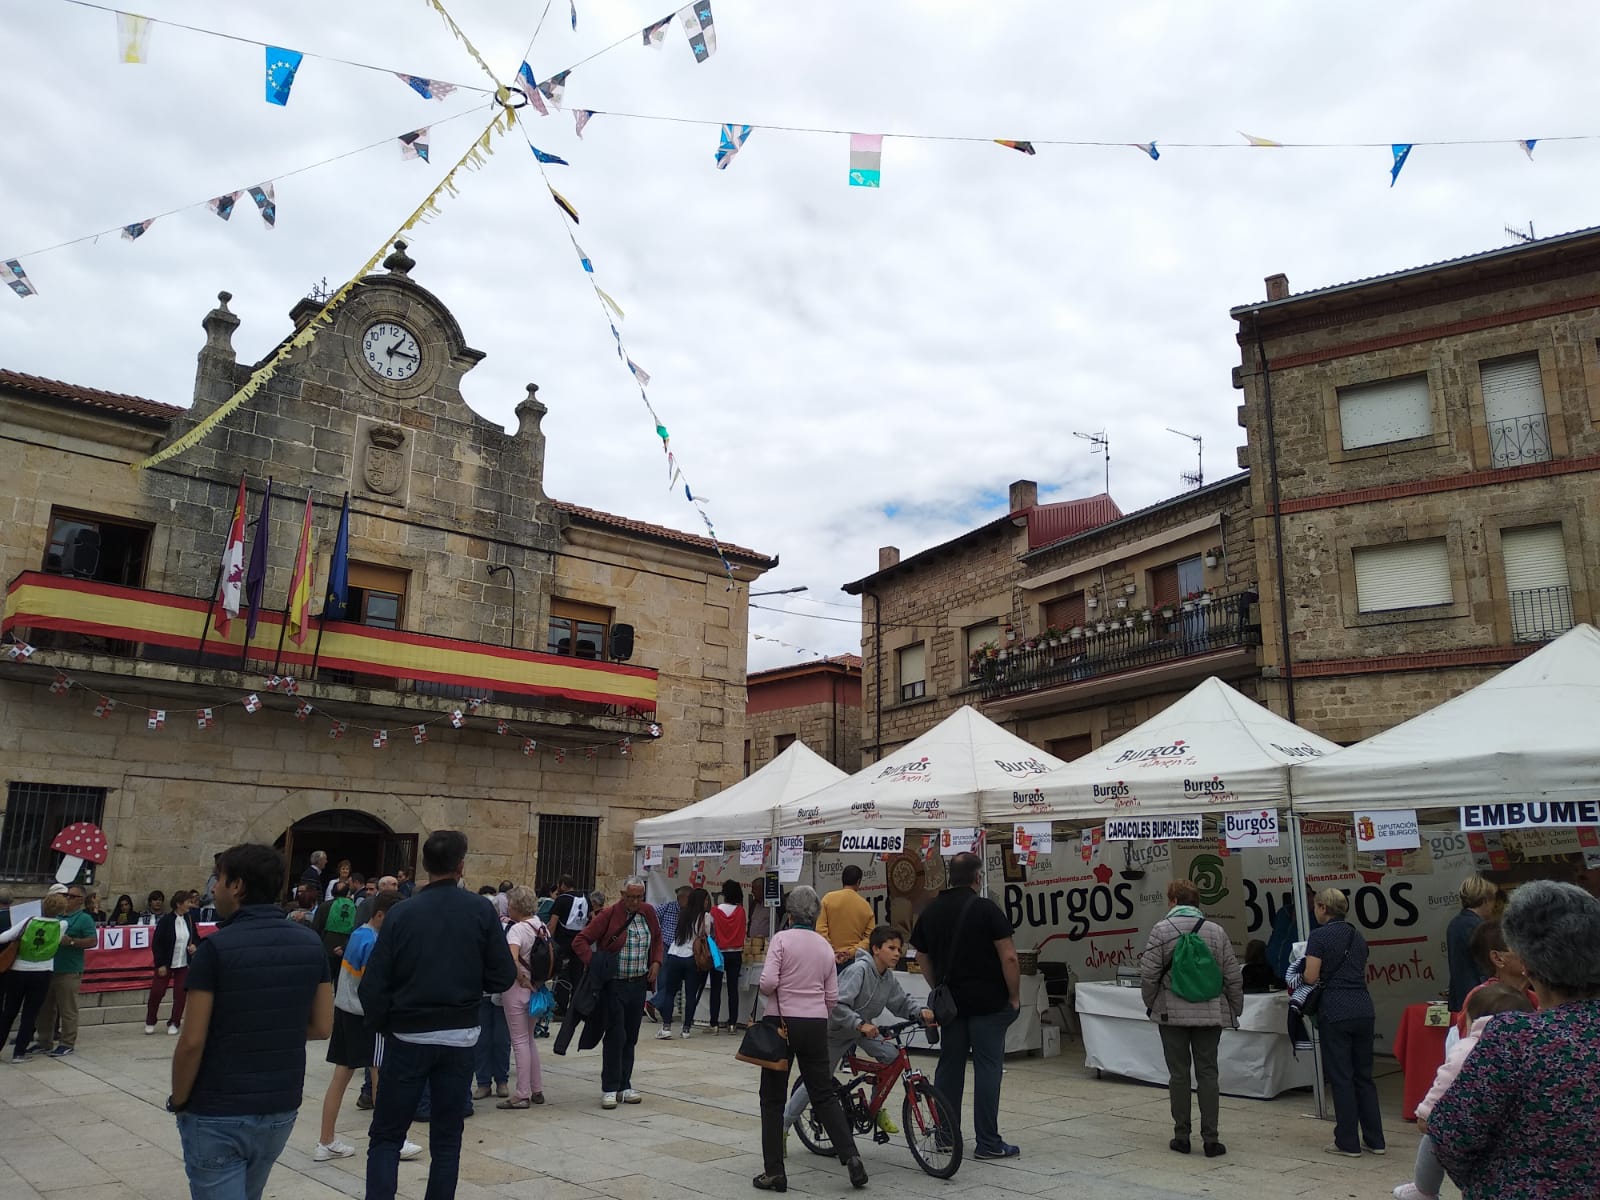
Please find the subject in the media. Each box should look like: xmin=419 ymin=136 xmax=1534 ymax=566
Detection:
xmin=979 ymin=676 xmax=1340 ymax=821
xmin=632 ymin=738 xmax=846 ymax=845
xmin=771 ymin=704 xmax=1068 ymax=835
xmin=1292 ymin=623 xmax=1600 ymax=813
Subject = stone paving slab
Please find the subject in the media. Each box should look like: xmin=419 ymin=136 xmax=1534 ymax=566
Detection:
xmin=0 ymin=1022 xmax=1456 ymax=1199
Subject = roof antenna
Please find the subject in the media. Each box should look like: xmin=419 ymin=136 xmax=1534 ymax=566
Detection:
xmin=1504 ymin=221 xmax=1536 ymax=244
xmin=1072 ymin=429 xmax=1110 ymax=494
xmin=1167 ymin=427 xmax=1203 ymax=490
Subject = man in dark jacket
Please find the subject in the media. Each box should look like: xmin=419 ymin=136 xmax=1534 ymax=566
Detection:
xmin=168 ymin=844 xmax=332 ymax=1200
xmin=360 ymin=830 xmax=515 ymax=1200
xmin=572 ymin=876 xmax=661 ymax=1109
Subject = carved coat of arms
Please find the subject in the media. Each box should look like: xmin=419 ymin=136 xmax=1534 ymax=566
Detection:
xmin=363 ymin=424 xmax=407 ymax=496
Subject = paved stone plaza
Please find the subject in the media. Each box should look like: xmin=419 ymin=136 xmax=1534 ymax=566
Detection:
xmin=0 ymin=1022 xmax=1447 ymax=1200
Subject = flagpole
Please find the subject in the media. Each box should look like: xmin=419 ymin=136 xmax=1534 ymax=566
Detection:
xmin=195 ymin=556 xmax=226 ymax=665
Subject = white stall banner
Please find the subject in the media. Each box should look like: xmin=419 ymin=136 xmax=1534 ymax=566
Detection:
xmin=940 ymin=827 xmax=981 ymax=855
xmin=1223 ymin=809 xmax=1279 ymax=849
xmin=1460 ymin=800 xmax=1600 ymax=830
xmin=681 ymin=840 xmax=725 ymax=857
xmin=777 ymin=836 xmax=805 ymax=882
xmin=643 ymin=845 xmax=664 ymax=868
xmin=839 ymin=828 xmax=905 ymax=855
xmin=1104 ymin=815 xmax=1202 ymax=842
xmin=740 ymin=839 xmax=767 ymax=866
xmin=1013 ymin=823 xmax=1053 ymax=856
xmin=1355 ymin=810 xmax=1421 ymax=853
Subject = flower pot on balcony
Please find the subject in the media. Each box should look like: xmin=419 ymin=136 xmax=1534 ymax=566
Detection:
xmin=998 ymin=648 xmax=1008 ymax=660
xmin=1086 ymin=596 xmax=1099 ymax=611
xmin=1181 ymin=601 xmax=1195 ymax=613
xmin=1115 ymin=597 xmax=1128 ymax=610
xmin=1161 ymin=607 xmax=1174 ymax=618
xmin=1199 ymin=593 xmax=1213 ymax=606
xmin=1122 ymin=617 xmax=1135 ymax=629
xmin=1204 ymin=554 xmax=1218 ymax=568
xmin=1095 ymin=621 xmax=1109 ymax=634
xmin=1142 ymin=611 xmax=1154 ymax=623
xmin=1069 ymin=627 xmax=1083 ymax=640
xmin=1123 ymin=583 xmax=1137 ymax=596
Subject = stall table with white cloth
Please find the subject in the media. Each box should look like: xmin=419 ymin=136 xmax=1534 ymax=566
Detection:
xmin=1075 ymin=982 xmax=1313 ymax=1098
xmin=895 ymin=971 xmax=1048 ymax=1054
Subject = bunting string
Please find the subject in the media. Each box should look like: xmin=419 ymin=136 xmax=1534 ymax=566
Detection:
xmin=135 ymin=104 xmax=513 ymax=470
xmin=419 ymin=0 xmax=505 ymax=90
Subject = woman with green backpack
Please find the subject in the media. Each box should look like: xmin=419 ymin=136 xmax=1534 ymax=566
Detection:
xmin=0 ymin=892 xmax=70 ymax=1062
xmin=1138 ymin=879 xmax=1244 ymax=1159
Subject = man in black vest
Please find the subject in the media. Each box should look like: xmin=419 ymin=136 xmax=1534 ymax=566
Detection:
xmin=361 ymin=830 xmax=516 ymax=1200
xmin=167 ymin=843 xmax=332 ymax=1200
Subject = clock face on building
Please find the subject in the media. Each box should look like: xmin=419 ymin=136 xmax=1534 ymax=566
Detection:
xmin=361 ymin=322 xmax=422 ymax=381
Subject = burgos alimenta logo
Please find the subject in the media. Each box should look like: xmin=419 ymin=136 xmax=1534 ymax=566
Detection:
xmin=796 ymin=806 xmax=823 ymax=826
xmin=1115 ymin=738 xmax=1190 ymax=768
xmin=878 ymin=756 xmax=931 ymax=782
xmin=995 ymin=756 xmax=1050 ymax=778
xmin=1091 ymin=781 xmax=1133 ymax=806
xmin=1011 ymin=789 xmax=1050 ymax=814
xmin=911 ymin=797 xmax=947 ymax=819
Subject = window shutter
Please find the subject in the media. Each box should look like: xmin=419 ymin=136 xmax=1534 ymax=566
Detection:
xmin=1150 ymin=564 xmax=1179 ymax=607
xmin=1338 ymin=376 xmax=1431 ymax=449
xmin=1480 ymin=356 xmax=1545 ymax=426
xmin=1502 ymin=525 xmax=1569 ymax=591
xmin=1042 ymin=594 xmax=1084 ymax=629
xmin=898 ymin=642 xmax=926 ymax=685
xmin=1353 ymin=540 xmax=1452 ymax=612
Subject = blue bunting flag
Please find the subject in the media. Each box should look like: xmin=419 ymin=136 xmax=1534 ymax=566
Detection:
xmin=265 ymin=47 xmax=303 ymax=106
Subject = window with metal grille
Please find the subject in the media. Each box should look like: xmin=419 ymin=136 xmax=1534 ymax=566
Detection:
xmin=536 ymin=814 xmax=600 ymax=893
xmin=0 ymin=783 xmax=107 ymax=882
xmin=897 ymin=643 xmax=926 ymax=702
xmin=1481 ymin=355 xmax=1552 ymax=468
xmin=1502 ymin=525 xmax=1573 ymax=643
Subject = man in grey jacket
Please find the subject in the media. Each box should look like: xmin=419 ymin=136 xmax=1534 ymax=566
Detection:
xmin=1138 ymin=878 xmax=1244 ymax=1159
xmin=783 ymin=924 xmax=934 ymax=1136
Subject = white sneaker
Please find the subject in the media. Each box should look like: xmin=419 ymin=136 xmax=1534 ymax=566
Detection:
xmin=601 ymin=1091 xmax=619 ymax=1109
xmin=680 ymin=1028 xmax=691 ymax=1039
xmin=143 ymin=1024 xmax=156 ymax=1035
xmin=399 ymin=1140 xmax=423 ymax=1161
xmin=314 ymin=1140 xmax=356 ymax=1161
xmin=621 ymin=1089 xmax=642 ymax=1104
xmin=167 ymin=1025 xmax=180 ymax=1036
xmin=1393 ymin=1187 xmax=1437 ymax=1200
xmin=655 ymin=1028 xmax=674 ymax=1040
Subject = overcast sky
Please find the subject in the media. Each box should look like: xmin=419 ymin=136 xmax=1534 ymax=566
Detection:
xmin=7 ymin=2 xmax=1600 ymax=669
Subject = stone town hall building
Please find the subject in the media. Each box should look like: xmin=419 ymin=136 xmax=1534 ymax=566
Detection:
xmin=0 ymin=243 xmax=772 ymax=900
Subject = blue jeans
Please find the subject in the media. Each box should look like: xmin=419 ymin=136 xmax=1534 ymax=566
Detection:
xmin=651 ymin=955 xmax=706 ymax=1031
xmin=1319 ymin=1015 xmax=1385 ymax=1153
xmin=602 ymin=977 xmax=649 ymax=1092
xmin=176 ymin=1110 xmax=297 ymax=1200
xmin=934 ymin=1006 xmax=1018 ymax=1154
xmin=473 ymin=996 xmax=510 ymax=1086
xmin=366 ymin=1038 xmax=474 ymax=1200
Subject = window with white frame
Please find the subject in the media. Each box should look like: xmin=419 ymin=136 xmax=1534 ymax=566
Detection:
xmin=1337 ymin=375 xmax=1432 ymax=450
xmin=1502 ymin=525 xmax=1572 ymax=642
xmin=1481 ymin=355 xmax=1552 ymax=468
xmin=1353 ymin=539 xmax=1452 ymax=612
xmin=897 ymin=642 xmax=927 ymax=702
xmin=964 ymin=621 xmax=1001 ymax=679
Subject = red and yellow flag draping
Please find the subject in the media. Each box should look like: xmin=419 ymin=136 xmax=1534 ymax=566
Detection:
xmin=285 ymin=492 xmax=316 ymax=645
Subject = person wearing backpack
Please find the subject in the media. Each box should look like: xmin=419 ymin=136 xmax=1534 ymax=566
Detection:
xmin=1138 ymin=878 xmax=1244 ymax=1158
xmin=314 ymin=887 xmax=359 ymax=980
xmin=0 ymin=892 xmax=70 ymax=1061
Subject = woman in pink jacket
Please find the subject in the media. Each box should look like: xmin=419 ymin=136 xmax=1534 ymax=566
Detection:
xmin=755 ymin=885 xmax=865 ymax=1193
xmin=1394 ymin=981 xmax=1534 ymax=1200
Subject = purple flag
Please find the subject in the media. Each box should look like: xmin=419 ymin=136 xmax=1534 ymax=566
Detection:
xmin=243 ymin=478 xmax=274 ymax=639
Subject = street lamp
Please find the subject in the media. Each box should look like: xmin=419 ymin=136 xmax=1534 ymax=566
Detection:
xmin=750 ymin=586 xmax=809 ymax=597
xmin=486 ymin=564 xmax=515 ymax=648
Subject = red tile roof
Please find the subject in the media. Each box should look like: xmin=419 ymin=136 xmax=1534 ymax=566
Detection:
xmin=0 ymin=369 xmax=185 ymax=422
xmin=749 ymin=653 xmax=863 ymax=682
xmin=1025 ymin=493 xmax=1123 ymax=550
xmin=551 ymin=500 xmax=773 ymax=565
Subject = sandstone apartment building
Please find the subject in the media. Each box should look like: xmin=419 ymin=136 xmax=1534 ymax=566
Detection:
xmin=1233 ymin=228 xmax=1600 ymax=740
xmin=0 ymin=243 xmax=771 ymax=901
xmin=745 ymin=654 xmax=862 ymax=775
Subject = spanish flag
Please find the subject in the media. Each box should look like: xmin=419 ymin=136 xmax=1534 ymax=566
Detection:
xmin=285 ymin=493 xmax=316 ymax=645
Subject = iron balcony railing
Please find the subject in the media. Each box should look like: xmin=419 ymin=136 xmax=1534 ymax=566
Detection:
xmin=976 ymin=590 xmax=1260 ymax=702
xmin=1509 ymin=584 xmax=1574 ymax=644
xmin=1488 ymin=412 xmax=1552 ymax=469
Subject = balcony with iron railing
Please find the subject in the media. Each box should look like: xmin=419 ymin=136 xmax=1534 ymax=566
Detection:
xmin=1488 ymin=412 xmax=1552 ymax=469
xmin=1509 ymin=584 xmax=1574 ymax=644
xmin=1 ymin=570 xmax=657 ymax=726
xmin=975 ymin=590 xmax=1261 ymax=708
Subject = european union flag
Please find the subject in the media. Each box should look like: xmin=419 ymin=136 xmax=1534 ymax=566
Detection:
xmin=323 ymin=493 xmax=350 ymax=620
xmin=266 ymin=47 xmax=303 ymax=107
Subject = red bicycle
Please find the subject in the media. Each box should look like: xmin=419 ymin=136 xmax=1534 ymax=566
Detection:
xmin=790 ymin=1020 xmax=961 ymax=1178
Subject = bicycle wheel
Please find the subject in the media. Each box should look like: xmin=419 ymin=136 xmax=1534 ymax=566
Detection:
xmin=902 ymin=1078 xmax=962 ymax=1178
xmin=789 ymin=1079 xmax=839 ymax=1157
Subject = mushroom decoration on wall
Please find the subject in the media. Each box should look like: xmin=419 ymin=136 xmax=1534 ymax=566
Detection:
xmin=52 ymin=822 xmax=109 ymax=884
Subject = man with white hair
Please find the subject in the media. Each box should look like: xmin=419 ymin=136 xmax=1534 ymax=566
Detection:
xmin=572 ymin=877 xmax=662 ymax=1109
xmin=301 ymin=851 xmax=328 ymax=897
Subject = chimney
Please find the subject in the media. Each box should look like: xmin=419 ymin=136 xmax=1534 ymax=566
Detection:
xmin=1264 ymin=273 xmax=1290 ymax=302
xmin=878 ymin=546 xmax=900 ymax=570
xmin=1009 ymin=479 xmax=1037 ymax=511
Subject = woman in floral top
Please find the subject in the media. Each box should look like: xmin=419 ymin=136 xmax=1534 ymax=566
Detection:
xmin=1429 ymin=880 xmax=1600 ymax=1199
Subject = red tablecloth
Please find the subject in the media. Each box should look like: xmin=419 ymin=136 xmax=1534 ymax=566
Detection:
xmin=1392 ymin=1002 xmax=1452 ymax=1121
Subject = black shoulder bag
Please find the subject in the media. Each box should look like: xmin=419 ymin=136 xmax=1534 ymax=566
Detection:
xmin=927 ymin=894 xmax=981 ymax=1026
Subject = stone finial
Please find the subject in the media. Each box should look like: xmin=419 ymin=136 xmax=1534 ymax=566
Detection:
xmin=515 ymin=383 xmax=547 ymax=427
xmin=201 ymin=290 xmax=240 ymax=358
xmin=383 ymin=240 xmax=415 ymax=277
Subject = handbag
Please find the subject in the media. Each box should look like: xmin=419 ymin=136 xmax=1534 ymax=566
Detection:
xmin=1290 ymin=923 xmax=1356 ymax=1019
xmin=526 ymin=984 xmax=555 ymax=1020
xmin=735 ymin=1017 xmax=790 ymax=1071
xmin=708 ymin=934 xmax=724 ymax=973
xmin=692 ymin=924 xmax=713 ymax=972
xmin=927 ymin=894 xmax=980 ymax=1026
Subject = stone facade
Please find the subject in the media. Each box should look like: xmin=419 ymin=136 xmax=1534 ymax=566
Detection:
xmin=745 ymin=656 xmax=861 ymax=774
xmin=0 ymin=246 xmax=771 ymax=900
xmin=1233 ymin=230 xmax=1600 ymax=741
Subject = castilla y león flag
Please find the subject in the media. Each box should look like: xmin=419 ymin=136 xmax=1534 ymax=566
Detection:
xmin=213 ymin=476 xmax=248 ymax=636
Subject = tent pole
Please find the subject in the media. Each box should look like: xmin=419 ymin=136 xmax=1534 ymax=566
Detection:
xmin=1287 ymin=809 xmax=1328 ymax=1120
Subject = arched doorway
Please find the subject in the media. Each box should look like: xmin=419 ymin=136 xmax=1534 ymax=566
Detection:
xmin=276 ymin=809 xmax=417 ymax=897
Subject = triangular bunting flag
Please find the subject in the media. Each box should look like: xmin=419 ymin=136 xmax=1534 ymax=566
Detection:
xmin=147 ymin=709 xmax=165 ymax=730
xmin=396 ymin=73 xmax=456 ymax=102
xmin=994 ymin=139 xmax=1036 ymax=155
xmin=329 ymin=720 xmax=346 ymax=740
xmin=399 ymin=129 xmax=430 ymax=162
xmin=248 ymin=183 xmax=276 ymax=228
xmin=550 ymin=187 xmax=579 ymax=223
xmin=595 ymin=287 xmax=625 ymax=321
xmin=373 ymin=729 xmax=388 ymax=749
xmin=848 ymin=134 xmax=882 ymax=187
xmin=574 ymin=109 xmax=593 ymax=138
xmin=121 ymin=219 xmax=155 ymax=241
xmin=208 ymin=192 xmax=239 ymax=221
xmin=576 ymin=244 xmax=594 ymax=272
xmin=4 ymin=259 xmax=37 ymax=298
xmin=514 ymin=62 xmax=548 ymax=115
xmin=627 ymin=359 xmax=650 ymax=388
xmin=1240 ymin=132 xmax=1282 ymax=147
xmin=413 ymin=724 xmax=429 ymax=745
xmin=715 ymin=123 xmax=751 ymax=169
xmin=265 ymin=47 xmax=303 ymax=106
xmin=530 ymin=145 xmax=569 ymax=165
xmin=642 ymin=15 xmax=673 ymax=45
xmin=1390 ymin=143 xmax=1413 ymax=187
xmin=1519 ymin=139 xmax=1537 ymax=160
xmin=570 ymin=0 xmax=578 ymax=30
xmin=93 ymin=696 xmax=115 ymax=718
xmin=538 ymin=70 xmax=570 ymax=110
xmin=678 ymin=1 xmax=716 ymax=61
xmin=116 ymin=12 xmax=151 ymax=63
xmin=1132 ymin=141 xmax=1159 ymax=160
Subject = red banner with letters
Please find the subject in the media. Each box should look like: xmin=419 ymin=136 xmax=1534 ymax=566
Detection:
xmin=81 ymin=923 xmax=217 ymax=994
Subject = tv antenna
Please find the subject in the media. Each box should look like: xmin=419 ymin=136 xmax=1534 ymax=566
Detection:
xmin=1504 ymin=221 xmax=1536 ymax=244
xmin=1167 ymin=427 xmax=1204 ymax=490
xmin=1072 ymin=430 xmax=1110 ymax=494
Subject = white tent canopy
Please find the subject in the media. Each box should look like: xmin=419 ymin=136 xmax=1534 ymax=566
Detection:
xmin=771 ymin=705 xmax=1069 ymax=835
xmin=1293 ymin=623 xmax=1600 ymax=814
xmin=981 ymin=677 xmax=1341 ymax=822
xmin=633 ymin=740 xmax=846 ymax=845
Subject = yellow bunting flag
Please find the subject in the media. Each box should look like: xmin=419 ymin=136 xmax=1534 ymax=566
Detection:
xmin=421 ymin=0 xmax=504 ymax=89
xmin=136 ymin=107 xmax=512 ymax=470
xmin=116 ymin=12 xmax=151 ymax=63
xmin=1240 ymin=131 xmax=1283 ymax=147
